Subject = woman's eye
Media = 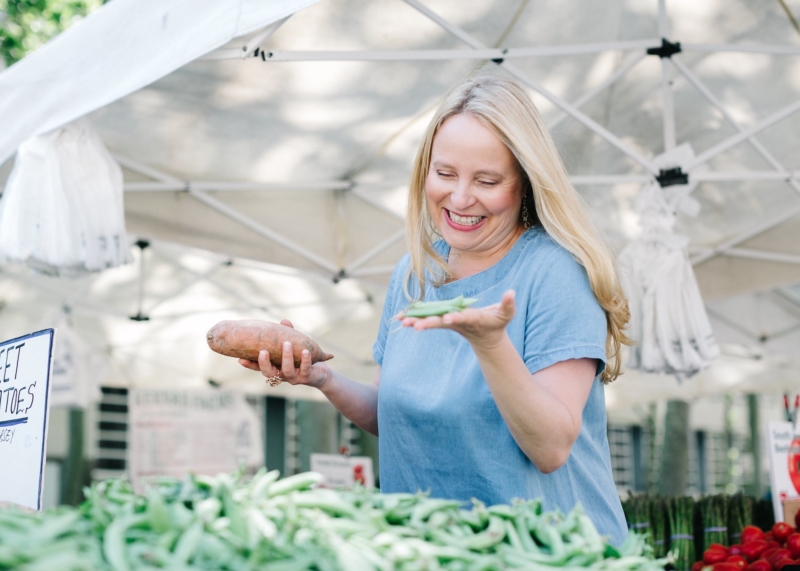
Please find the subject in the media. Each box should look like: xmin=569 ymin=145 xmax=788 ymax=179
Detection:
xmin=437 ymin=171 xmax=454 ymax=178
xmin=478 ymin=180 xmax=498 ymax=186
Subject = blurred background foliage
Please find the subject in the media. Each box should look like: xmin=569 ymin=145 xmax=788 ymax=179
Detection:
xmin=0 ymin=0 xmax=104 ymax=68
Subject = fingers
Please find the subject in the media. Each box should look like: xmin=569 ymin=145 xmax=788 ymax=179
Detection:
xmin=298 ymin=349 xmax=312 ymax=378
xmin=280 ymin=341 xmax=297 ymax=380
xmin=280 ymin=319 xmax=294 ymax=329
xmin=500 ymin=290 xmax=516 ymax=319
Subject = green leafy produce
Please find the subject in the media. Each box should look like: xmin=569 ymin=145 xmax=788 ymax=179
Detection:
xmin=0 ymin=470 xmax=671 ymax=570
xmin=402 ymin=295 xmax=478 ymax=318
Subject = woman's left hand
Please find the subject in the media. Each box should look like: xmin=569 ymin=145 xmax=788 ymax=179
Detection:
xmin=399 ymin=290 xmax=516 ymax=349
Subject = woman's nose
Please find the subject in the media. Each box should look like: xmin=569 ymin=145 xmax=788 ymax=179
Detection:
xmin=449 ymin=181 xmax=474 ymax=210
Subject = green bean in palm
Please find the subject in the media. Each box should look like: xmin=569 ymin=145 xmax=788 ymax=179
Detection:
xmin=402 ymin=295 xmax=479 ymax=317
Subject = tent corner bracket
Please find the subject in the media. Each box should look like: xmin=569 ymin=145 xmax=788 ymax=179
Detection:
xmin=657 ymin=167 xmax=688 ymax=187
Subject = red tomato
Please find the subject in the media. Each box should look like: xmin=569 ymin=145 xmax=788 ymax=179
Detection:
xmin=768 ymin=550 xmax=792 ymax=566
xmin=731 ymin=546 xmax=745 ymax=557
xmin=747 ymin=561 xmax=772 ymax=571
xmin=727 ymin=556 xmax=748 ymax=570
xmin=748 ymin=561 xmax=773 ymax=571
xmin=694 ymin=561 xmax=708 ymax=571
xmin=706 ymin=550 xmax=731 ymax=564
xmin=716 ymin=564 xmax=746 ymax=571
xmin=773 ymin=559 xmax=794 ymax=571
xmin=769 ymin=542 xmax=783 ymax=550
xmin=786 ymin=534 xmax=800 ymax=559
xmin=743 ymin=527 xmax=768 ymax=544
xmin=767 ymin=533 xmax=776 ymax=542
xmin=773 ymin=524 xmax=795 ymax=544
xmin=741 ymin=541 xmax=769 ymax=562
xmin=788 ymin=436 xmax=800 ymax=494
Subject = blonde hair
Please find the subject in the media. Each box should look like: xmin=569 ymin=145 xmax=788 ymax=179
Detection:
xmin=406 ymin=72 xmax=631 ymax=383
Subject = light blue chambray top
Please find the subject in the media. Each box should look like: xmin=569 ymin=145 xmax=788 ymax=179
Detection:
xmin=372 ymin=227 xmax=628 ymax=546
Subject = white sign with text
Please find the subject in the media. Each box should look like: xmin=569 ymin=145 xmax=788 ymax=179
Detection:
xmin=0 ymin=329 xmax=55 ymax=510
xmin=767 ymin=421 xmax=800 ymax=522
xmin=310 ymin=453 xmax=374 ymax=489
xmin=128 ymin=389 xmax=263 ymax=491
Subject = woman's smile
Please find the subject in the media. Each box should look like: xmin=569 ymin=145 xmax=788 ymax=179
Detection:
xmin=444 ymin=209 xmax=487 ymax=230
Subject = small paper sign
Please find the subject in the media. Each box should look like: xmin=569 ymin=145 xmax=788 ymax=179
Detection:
xmin=766 ymin=421 xmax=800 ymax=522
xmin=310 ymin=453 xmax=374 ymax=489
xmin=0 ymin=329 xmax=55 ymax=511
xmin=128 ymin=389 xmax=264 ymax=492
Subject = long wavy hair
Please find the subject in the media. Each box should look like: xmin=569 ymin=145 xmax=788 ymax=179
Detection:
xmin=405 ymin=72 xmax=631 ymax=383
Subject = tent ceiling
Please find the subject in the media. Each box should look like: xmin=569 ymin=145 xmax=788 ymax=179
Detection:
xmin=2 ymin=0 xmax=800 ymax=408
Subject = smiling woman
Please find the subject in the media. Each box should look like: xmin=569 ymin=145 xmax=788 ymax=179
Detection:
xmin=241 ymin=71 xmax=632 ymax=546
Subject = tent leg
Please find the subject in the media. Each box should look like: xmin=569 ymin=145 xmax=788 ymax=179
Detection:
xmin=60 ymin=408 xmax=86 ymax=506
xmin=747 ymin=394 xmax=762 ymax=497
xmin=658 ymin=399 xmax=690 ymax=496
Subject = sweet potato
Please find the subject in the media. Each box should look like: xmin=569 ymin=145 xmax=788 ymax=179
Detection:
xmin=207 ymin=320 xmax=333 ymax=368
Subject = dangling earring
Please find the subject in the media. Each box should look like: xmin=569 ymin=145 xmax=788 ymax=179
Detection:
xmin=521 ymin=195 xmax=531 ymax=229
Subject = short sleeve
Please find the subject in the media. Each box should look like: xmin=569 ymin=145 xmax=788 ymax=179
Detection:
xmin=523 ymin=248 xmax=607 ymax=376
xmin=372 ymin=257 xmax=409 ymax=366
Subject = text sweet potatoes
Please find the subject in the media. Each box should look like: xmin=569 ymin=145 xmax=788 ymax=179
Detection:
xmin=207 ymin=320 xmax=333 ymax=368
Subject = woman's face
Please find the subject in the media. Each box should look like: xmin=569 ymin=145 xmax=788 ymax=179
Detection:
xmin=425 ymin=113 xmax=524 ymax=257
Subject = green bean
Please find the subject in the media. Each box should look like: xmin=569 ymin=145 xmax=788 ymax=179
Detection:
xmin=267 ymin=472 xmax=324 ymax=497
xmin=402 ymin=295 xmax=479 ymax=317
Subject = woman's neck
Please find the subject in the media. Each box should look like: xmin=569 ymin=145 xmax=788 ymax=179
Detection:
xmin=447 ymin=226 xmax=526 ymax=280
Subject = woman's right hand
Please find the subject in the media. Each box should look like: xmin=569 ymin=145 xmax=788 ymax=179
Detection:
xmin=238 ymin=319 xmax=331 ymax=390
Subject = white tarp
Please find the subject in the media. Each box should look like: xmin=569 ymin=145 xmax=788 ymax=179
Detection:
xmin=0 ymin=0 xmax=320 ymax=166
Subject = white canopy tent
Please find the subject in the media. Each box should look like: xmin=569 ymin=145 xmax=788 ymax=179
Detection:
xmin=1 ymin=0 xmax=800 ymax=430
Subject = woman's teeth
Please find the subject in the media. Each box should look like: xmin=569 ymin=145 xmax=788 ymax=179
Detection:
xmin=448 ymin=211 xmax=484 ymax=226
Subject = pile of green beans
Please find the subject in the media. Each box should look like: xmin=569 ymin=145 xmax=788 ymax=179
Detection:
xmin=0 ymin=470 xmax=672 ymax=571
xmin=402 ymin=296 xmax=479 ymax=318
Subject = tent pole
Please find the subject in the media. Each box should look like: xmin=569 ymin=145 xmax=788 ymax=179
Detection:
xmin=112 ymin=154 xmax=182 ymax=184
xmin=132 ymin=239 xmax=149 ymax=321
xmin=692 ymin=170 xmax=800 ymax=182
xmin=350 ymin=264 xmax=397 ymax=277
xmin=403 ymin=0 xmax=659 ymax=175
xmin=548 ymin=53 xmax=648 ymax=130
xmin=723 ymin=247 xmax=800 ymax=266
xmin=570 ymin=174 xmax=652 ymax=185
xmin=671 ymin=57 xmax=800 ymax=198
xmin=188 ymin=188 xmax=341 ymax=276
xmin=691 ymin=206 xmax=800 ymax=265
xmin=657 ymin=0 xmax=677 ymax=152
xmin=125 ymin=180 xmax=351 ymax=192
xmin=343 ymin=228 xmax=405 ymax=277
xmin=205 ymin=41 xmax=662 ymax=62
xmin=685 ymin=97 xmax=800 ymax=172
xmin=681 ymin=43 xmax=800 ymax=55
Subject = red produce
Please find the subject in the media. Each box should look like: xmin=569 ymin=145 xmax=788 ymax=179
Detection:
xmin=743 ymin=527 xmax=768 ymax=544
xmin=773 ymin=559 xmax=794 ymax=571
xmin=767 ymin=550 xmax=792 ymax=566
xmin=694 ymin=561 xmax=708 ymax=571
xmin=716 ymin=564 xmax=746 ymax=571
xmin=747 ymin=561 xmax=772 ymax=571
xmin=767 ymin=533 xmax=776 ymax=542
xmin=773 ymin=523 xmax=795 ymax=544
xmin=788 ymin=436 xmax=800 ymax=494
xmin=741 ymin=541 xmax=769 ymax=562
xmin=727 ymin=556 xmax=748 ymax=570
xmin=787 ymin=534 xmax=800 ymax=559
xmin=769 ymin=542 xmax=783 ymax=550
xmin=731 ymin=546 xmax=745 ymax=557
xmin=706 ymin=550 xmax=731 ymax=564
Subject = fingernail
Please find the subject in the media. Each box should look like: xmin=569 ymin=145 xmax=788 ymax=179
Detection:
xmin=284 ymin=341 xmax=291 ymax=349
xmin=302 ymin=349 xmax=309 ymax=356
xmin=259 ymin=350 xmax=266 ymax=358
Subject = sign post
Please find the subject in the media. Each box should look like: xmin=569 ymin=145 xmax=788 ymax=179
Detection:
xmin=0 ymin=329 xmax=55 ymax=511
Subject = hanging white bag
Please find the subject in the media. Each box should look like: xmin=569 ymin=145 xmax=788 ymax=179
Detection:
xmin=0 ymin=119 xmax=132 ymax=277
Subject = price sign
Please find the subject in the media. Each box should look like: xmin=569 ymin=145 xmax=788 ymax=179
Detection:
xmin=310 ymin=453 xmax=375 ymax=489
xmin=0 ymin=329 xmax=55 ymax=511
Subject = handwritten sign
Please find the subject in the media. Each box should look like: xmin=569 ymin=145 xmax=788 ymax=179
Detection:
xmin=767 ymin=421 xmax=799 ymax=522
xmin=0 ymin=329 xmax=55 ymax=510
xmin=310 ymin=453 xmax=375 ymax=489
xmin=128 ymin=389 xmax=263 ymax=491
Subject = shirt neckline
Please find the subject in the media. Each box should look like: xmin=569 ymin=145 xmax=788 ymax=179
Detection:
xmin=433 ymin=226 xmax=541 ymax=299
